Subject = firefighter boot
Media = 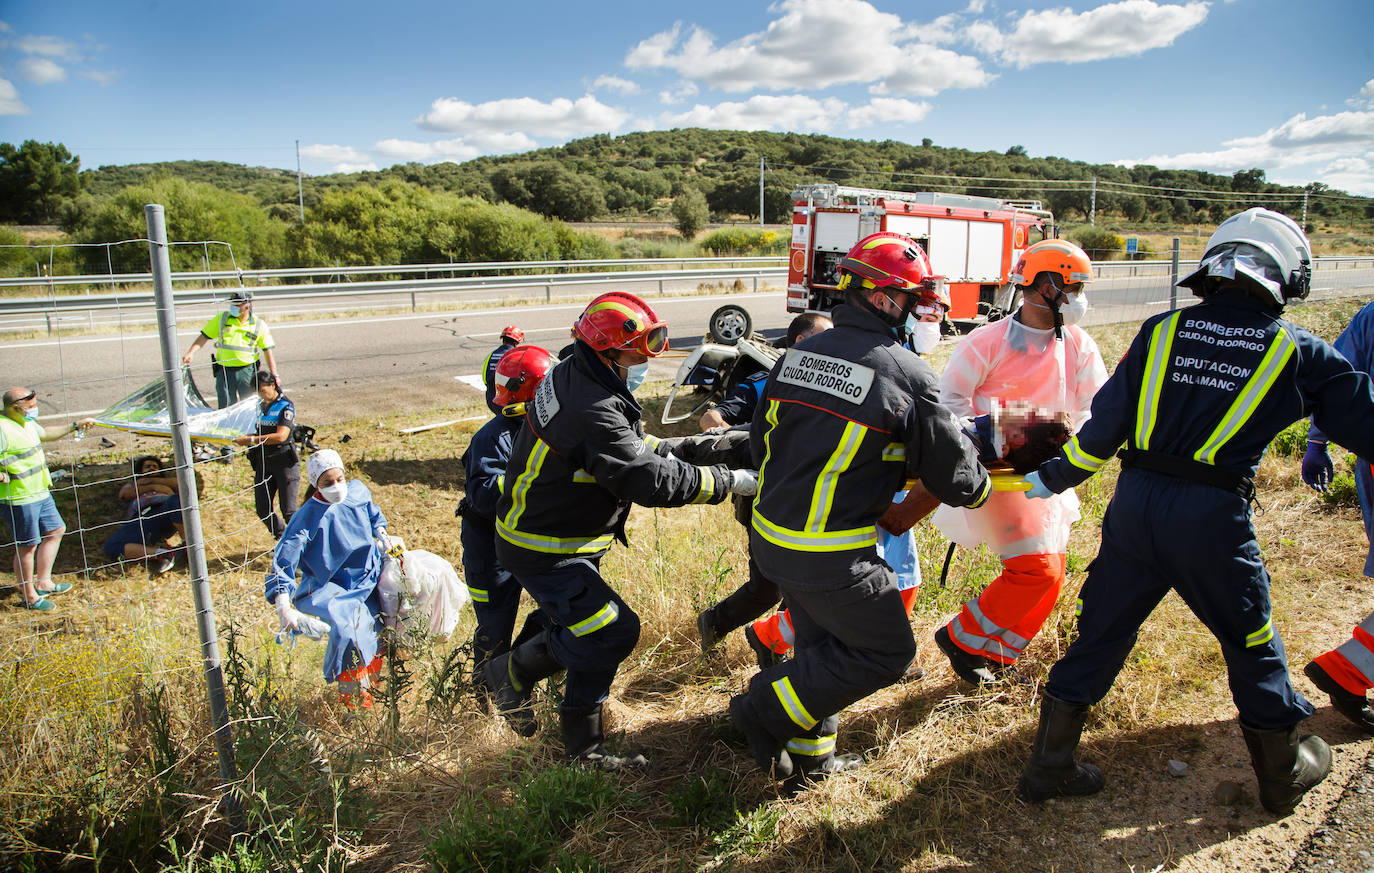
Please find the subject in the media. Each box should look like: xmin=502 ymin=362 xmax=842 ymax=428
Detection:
xmin=1304 ymin=661 xmax=1374 ymax=732
xmin=1240 ymin=721 xmax=1332 ymax=815
xmin=782 ymin=752 xmax=864 ymax=796
xmin=934 ymin=625 xmax=998 ymax=686
xmin=471 ymin=631 xmax=509 ymax=695
xmin=729 ymin=694 xmax=793 ymax=780
xmin=482 ymin=630 xmax=562 ymax=737
xmin=560 ymin=704 xmax=647 ymax=770
xmin=1016 ymin=694 xmax=1106 ymax=802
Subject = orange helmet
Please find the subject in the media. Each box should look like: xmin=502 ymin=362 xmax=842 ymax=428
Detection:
xmin=572 ymin=292 xmax=669 ymax=357
xmin=493 ymin=344 xmax=554 ymax=405
xmin=1011 ymin=239 xmax=1092 ymax=290
xmin=500 ymin=325 xmax=525 ymax=344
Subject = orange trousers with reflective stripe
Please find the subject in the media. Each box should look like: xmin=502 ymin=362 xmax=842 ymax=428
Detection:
xmin=947 ymin=553 xmax=1066 ymax=665
xmin=337 ymin=654 xmax=384 ymax=707
xmin=1312 ymin=623 xmax=1374 ymax=695
xmin=752 ymin=586 xmax=919 ymax=656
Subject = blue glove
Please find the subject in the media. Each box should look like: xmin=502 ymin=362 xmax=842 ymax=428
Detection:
xmin=1024 ymin=471 xmax=1055 ymax=500
xmin=1301 ymin=440 xmax=1333 ymax=492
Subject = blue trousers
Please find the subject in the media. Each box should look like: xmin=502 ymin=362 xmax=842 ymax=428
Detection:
xmin=1047 ymin=468 xmax=1314 ymax=730
xmin=461 ymin=519 xmax=521 ymax=659
xmin=512 ymin=557 xmax=641 ymax=709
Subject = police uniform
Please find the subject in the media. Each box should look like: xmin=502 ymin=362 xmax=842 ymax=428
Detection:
xmin=711 ymin=370 xmax=769 ymax=426
xmin=482 ymin=342 xmax=516 ymax=415
xmin=494 ymin=340 xmax=735 ymax=710
xmin=460 ymin=409 xmax=523 ymax=665
xmin=734 ymin=303 xmax=991 ymax=770
xmin=198 ymin=310 xmax=275 ymax=408
xmin=1036 ymin=289 xmax=1374 ymax=729
xmin=249 ymin=393 xmax=299 ymax=539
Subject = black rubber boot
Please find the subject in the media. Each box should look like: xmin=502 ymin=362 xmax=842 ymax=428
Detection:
xmin=1240 ymin=721 xmax=1332 ymax=815
xmin=697 ymin=605 xmax=724 ymax=651
xmin=1304 ymin=661 xmax=1374 ymax=733
xmin=744 ymin=625 xmax=784 ymax=670
xmin=729 ymin=695 xmax=793 ymax=780
xmin=471 ymin=632 xmax=509 ymax=695
xmin=560 ymin=704 xmax=647 ymax=769
xmin=481 ymin=630 xmax=562 ymax=737
xmin=1016 ymin=694 xmax=1106 ymax=802
xmin=782 ymin=752 xmax=863 ymax=796
xmin=934 ymin=625 xmax=999 ymax=686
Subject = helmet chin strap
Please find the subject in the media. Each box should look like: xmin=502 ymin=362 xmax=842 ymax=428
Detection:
xmin=1040 ymin=275 xmax=1067 ymax=340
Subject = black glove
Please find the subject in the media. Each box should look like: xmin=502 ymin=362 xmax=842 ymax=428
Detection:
xmin=652 ymin=436 xmax=687 ymax=457
xmin=673 ymin=427 xmax=753 ymax=469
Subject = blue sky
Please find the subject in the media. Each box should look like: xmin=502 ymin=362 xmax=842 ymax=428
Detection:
xmin=2 ymin=0 xmax=1372 ymax=193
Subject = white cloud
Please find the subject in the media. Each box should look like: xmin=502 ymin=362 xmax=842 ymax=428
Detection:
xmin=1116 ymin=108 xmax=1374 ymax=195
xmin=417 ymin=94 xmax=628 ymax=138
xmin=658 ymin=80 xmax=699 ymax=104
xmin=83 ymin=70 xmax=117 ymax=86
xmin=970 ymin=1 xmax=1209 ymax=68
xmin=0 ymin=77 xmax=28 ymax=115
xmin=590 ymin=75 xmax=639 ymax=95
xmin=0 ymin=22 xmax=12 ymax=34
xmin=1349 ymin=78 xmax=1374 ymax=109
xmin=659 ymin=94 xmax=846 ymax=132
xmin=374 ymin=131 xmax=537 ymax=163
xmin=301 ymin=143 xmax=376 ymax=172
xmin=16 ymin=34 xmax=79 ymax=60
xmin=845 ymin=97 xmax=931 ymax=128
xmin=625 ymin=0 xmax=990 ymax=98
xmin=20 ymin=57 xmax=65 ymax=84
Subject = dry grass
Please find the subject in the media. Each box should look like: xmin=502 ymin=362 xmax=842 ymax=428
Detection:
xmin=3 ymin=297 xmax=1373 ymax=872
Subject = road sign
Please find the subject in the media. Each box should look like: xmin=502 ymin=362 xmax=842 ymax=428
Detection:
xmin=1125 ymin=237 xmax=1138 ymax=255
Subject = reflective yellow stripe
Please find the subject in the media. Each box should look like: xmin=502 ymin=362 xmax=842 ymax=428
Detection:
xmin=772 ymin=676 xmax=817 ymax=730
xmin=1245 ymin=618 xmax=1274 ymax=648
xmin=751 ymin=508 xmax=878 ymax=552
xmin=785 ymin=734 xmax=837 ymax=757
xmin=571 ymin=469 xmax=597 ymax=483
xmin=503 ymin=439 xmax=549 ymax=531
xmin=1074 ymin=598 xmax=1083 ymax=617
xmin=690 ymin=465 xmax=716 ymax=504
xmin=569 ymin=601 xmax=619 ymax=636
xmin=496 ymin=518 xmax=615 ymax=555
xmin=881 ymin=441 xmax=906 ymax=462
xmin=1064 ymin=435 xmax=1109 ymax=473
xmin=0 ymin=418 xmax=49 ymax=501
xmin=496 ymin=474 xmax=506 ymax=494
xmin=467 ymin=585 xmax=490 ymax=603
xmin=806 ymin=420 xmax=865 ymax=531
xmin=756 ymin=399 xmax=781 ymax=498
xmin=643 ymin=433 xmax=662 ymax=450
xmin=967 ymin=475 xmax=992 ymax=509
xmin=1193 ymin=330 xmax=1296 ymax=464
xmin=1135 ymin=312 xmax=1181 ymax=450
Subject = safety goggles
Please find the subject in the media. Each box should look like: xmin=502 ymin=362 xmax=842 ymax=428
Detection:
xmin=624 ymin=321 xmax=669 ymax=357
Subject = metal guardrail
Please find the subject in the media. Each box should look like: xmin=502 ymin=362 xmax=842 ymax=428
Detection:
xmin=0 ymin=256 xmax=788 ymax=290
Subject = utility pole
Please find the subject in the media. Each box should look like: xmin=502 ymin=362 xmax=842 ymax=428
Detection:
xmin=1090 ymin=176 xmax=1097 ymax=226
xmin=759 ymin=157 xmax=765 ymax=227
xmin=1301 ymin=190 xmax=1309 ymax=229
xmin=295 ymin=140 xmax=305 ymax=224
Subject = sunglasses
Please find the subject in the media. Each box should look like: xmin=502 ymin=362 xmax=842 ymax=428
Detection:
xmin=9 ymin=390 xmax=36 ymax=405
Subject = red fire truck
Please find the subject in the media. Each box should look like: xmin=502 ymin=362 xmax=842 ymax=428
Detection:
xmin=785 ymin=183 xmax=1055 ymax=324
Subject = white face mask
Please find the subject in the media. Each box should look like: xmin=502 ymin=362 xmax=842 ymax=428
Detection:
xmin=910 ymin=321 xmax=942 ymax=355
xmin=318 ymin=481 xmax=348 ymax=504
xmin=624 ymin=362 xmax=649 ymax=393
xmin=1060 ymin=293 xmax=1089 ymax=325
xmin=228 ymin=303 xmax=242 ymax=317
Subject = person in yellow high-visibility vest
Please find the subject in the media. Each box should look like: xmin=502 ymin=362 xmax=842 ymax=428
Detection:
xmin=1 ymin=387 xmax=95 ymax=611
xmin=181 ymin=290 xmax=279 ymax=408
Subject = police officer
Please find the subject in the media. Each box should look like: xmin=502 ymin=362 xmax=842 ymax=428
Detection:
xmin=728 ymin=232 xmax=991 ymax=791
xmin=460 ymin=344 xmax=554 ymax=677
xmin=182 ymin=290 xmax=279 ymax=409
xmin=486 ymin=292 xmax=757 ymax=765
xmin=1017 ymin=208 xmax=1374 ymax=816
xmin=233 ymin=371 xmax=299 ymax=539
xmin=482 ymin=325 xmax=525 ymax=415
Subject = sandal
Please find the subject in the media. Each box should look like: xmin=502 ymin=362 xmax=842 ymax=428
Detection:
xmin=22 ymin=597 xmax=55 ymax=612
xmin=34 ymin=582 xmax=73 ymax=597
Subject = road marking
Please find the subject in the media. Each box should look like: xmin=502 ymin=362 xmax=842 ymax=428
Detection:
xmin=454 ymin=374 xmax=485 ymax=391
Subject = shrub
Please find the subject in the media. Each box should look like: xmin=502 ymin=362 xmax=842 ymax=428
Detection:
xmin=1071 ymin=226 xmax=1124 ymax=260
xmin=1269 ymin=419 xmax=1309 ymax=458
xmin=672 ymin=187 xmax=709 ymax=240
xmin=698 ymin=227 xmax=786 ymax=255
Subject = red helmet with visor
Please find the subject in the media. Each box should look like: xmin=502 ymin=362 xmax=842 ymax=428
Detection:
xmin=572 ymin=292 xmax=669 ymax=357
xmin=493 ymin=344 xmax=554 ymax=405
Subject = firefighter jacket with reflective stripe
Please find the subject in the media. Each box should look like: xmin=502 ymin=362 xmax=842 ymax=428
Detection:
xmin=748 ymin=304 xmax=991 ymax=588
xmin=1039 ymin=290 xmax=1374 ymax=493
xmin=199 ymin=311 xmax=273 ymax=368
xmin=495 ymin=340 xmax=733 ymax=573
xmin=0 ymin=416 xmax=51 ymax=505
xmin=462 ymin=411 xmax=521 ymax=522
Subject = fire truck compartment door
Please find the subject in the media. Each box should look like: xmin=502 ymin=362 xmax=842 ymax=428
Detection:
xmin=885 ymin=215 xmax=930 ymax=245
xmin=929 ymin=218 xmax=971 ymax=280
xmin=813 ymin=212 xmax=861 ymax=251
xmin=967 ymin=221 xmax=1005 ymax=282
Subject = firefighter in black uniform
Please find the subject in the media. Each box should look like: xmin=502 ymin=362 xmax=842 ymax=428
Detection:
xmin=482 ymin=325 xmax=525 ymax=414
xmin=486 ymin=291 xmax=758 ymax=765
xmin=1016 ymin=208 xmax=1374 ymax=816
xmin=728 ymin=232 xmax=992 ymax=790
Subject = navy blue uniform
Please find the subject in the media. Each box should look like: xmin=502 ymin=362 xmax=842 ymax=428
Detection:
xmin=249 ymin=394 xmax=299 ymax=539
xmin=482 ymin=343 xmax=515 ymax=415
xmin=711 ymin=370 xmax=768 ymax=426
xmin=1037 ymin=290 xmax=1374 ymax=729
xmin=103 ymin=494 xmax=183 ymax=559
xmin=460 ymin=411 xmax=523 ymax=662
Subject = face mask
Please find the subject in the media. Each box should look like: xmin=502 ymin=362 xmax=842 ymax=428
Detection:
xmin=318 ymin=481 xmax=348 ymax=504
xmin=898 ymin=312 xmax=917 ymax=341
xmin=624 ymin=362 xmax=649 ymax=393
xmin=1060 ymin=293 xmax=1088 ymax=325
xmin=910 ymin=321 xmax=942 ymax=355
xmin=22 ymin=407 xmax=38 ymax=421
xmin=228 ymin=303 xmax=242 ymax=317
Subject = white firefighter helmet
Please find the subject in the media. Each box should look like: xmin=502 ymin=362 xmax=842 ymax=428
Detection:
xmin=1178 ymin=207 xmax=1312 ymax=307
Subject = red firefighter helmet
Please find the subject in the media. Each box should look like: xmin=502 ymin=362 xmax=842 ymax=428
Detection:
xmin=1011 ymin=239 xmax=1093 ymax=290
xmin=493 ymin=344 xmax=554 ymax=406
xmin=500 ymin=324 xmax=525 ymax=344
xmin=837 ymin=232 xmax=943 ymax=305
xmin=572 ymin=292 xmax=669 ymax=357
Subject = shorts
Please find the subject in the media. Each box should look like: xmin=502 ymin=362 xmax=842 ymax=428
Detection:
xmin=2 ymin=496 xmax=65 ymax=548
xmin=102 ymin=495 xmax=182 ymax=559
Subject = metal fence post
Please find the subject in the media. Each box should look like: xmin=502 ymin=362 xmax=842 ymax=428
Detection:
xmin=1169 ymin=238 xmax=1181 ymax=311
xmin=144 ymin=204 xmax=242 ymax=820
